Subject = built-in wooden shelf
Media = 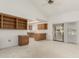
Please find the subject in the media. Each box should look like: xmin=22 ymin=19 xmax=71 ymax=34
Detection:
xmin=38 ymin=23 xmax=48 ymax=30
xmin=0 ymin=13 xmax=27 ymax=30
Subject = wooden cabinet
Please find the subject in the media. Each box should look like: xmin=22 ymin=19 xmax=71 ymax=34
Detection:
xmin=3 ymin=16 xmax=16 ymax=29
xmin=16 ymin=19 xmax=27 ymax=29
xmin=18 ymin=36 xmax=29 ymax=46
xmin=34 ymin=33 xmax=46 ymax=41
xmin=27 ymin=32 xmax=34 ymax=37
xmin=38 ymin=23 xmax=48 ymax=30
xmin=0 ymin=13 xmax=27 ymax=30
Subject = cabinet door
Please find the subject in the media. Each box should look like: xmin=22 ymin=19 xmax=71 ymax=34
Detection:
xmin=44 ymin=24 xmax=48 ymax=29
xmin=18 ymin=36 xmax=29 ymax=46
xmin=34 ymin=33 xmax=46 ymax=41
xmin=38 ymin=24 xmax=48 ymax=30
xmin=21 ymin=37 xmax=27 ymax=44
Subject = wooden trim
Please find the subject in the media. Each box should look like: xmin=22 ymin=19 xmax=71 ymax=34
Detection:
xmin=16 ymin=18 xmax=18 ymax=29
xmin=0 ymin=12 xmax=27 ymax=20
xmin=1 ymin=14 xmax=3 ymax=28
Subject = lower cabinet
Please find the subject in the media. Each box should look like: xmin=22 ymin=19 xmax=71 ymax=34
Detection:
xmin=18 ymin=36 xmax=29 ymax=46
xmin=27 ymin=32 xmax=34 ymax=37
xmin=34 ymin=33 xmax=46 ymax=41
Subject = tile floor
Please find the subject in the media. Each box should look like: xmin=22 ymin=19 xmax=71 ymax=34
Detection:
xmin=0 ymin=38 xmax=79 ymax=58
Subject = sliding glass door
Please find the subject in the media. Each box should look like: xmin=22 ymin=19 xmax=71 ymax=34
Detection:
xmin=53 ymin=22 xmax=77 ymax=44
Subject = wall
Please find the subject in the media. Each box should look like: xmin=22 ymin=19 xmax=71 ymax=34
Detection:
xmin=0 ymin=0 xmax=43 ymax=49
xmin=48 ymin=11 xmax=79 ymax=44
xmin=0 ymin=30 xmax=27 ymax=49
xmin=47 ymin=0 xmax=79 ymax=44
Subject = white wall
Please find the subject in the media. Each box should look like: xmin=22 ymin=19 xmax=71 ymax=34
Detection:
xmin=0 ymin=30 xmax=28 ymax=49
xmin=0 ymin=0 xmax=43 ymax=49
xmin=48 ymin=11 xmax=79 ymax=43
xmin=47 ymin=0 xmax=79 ymax=43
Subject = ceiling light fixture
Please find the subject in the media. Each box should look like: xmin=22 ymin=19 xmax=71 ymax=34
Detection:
xmin=48 ymin=0 xmax=54 ymax=4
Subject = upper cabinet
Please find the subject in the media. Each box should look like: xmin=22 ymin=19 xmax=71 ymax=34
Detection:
xmin=38 ymin=23 xmax=48 ymax=30
xmin=0 ymin=13 xmax=27 ymax=30
xmin=16 ymin=19 xmax=27 ymax=30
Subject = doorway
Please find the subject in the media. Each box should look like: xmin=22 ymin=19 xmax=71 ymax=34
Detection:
xmin=53 ymin=23 xmax=64 ymax=42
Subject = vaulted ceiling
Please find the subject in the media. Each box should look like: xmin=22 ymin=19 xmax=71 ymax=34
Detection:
xmin=1 ymin=0 xmax=79 ymax=23
xmin=30 ymin=0 xmax=79 ymax=18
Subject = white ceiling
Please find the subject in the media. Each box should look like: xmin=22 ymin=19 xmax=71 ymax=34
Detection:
xmin=30 ymin=0 xmax=79 ymax=18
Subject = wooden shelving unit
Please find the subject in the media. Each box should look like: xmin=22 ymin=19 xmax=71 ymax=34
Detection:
xmin=17 ymin=19 xmax=27 ymax=29
xmin=0 ymin=13 xmax=27 ymax=30
xmin=38 ymin=23 xmax=48 ymax=30
xmin=3 ymin=16 xmax=16 ymax=29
